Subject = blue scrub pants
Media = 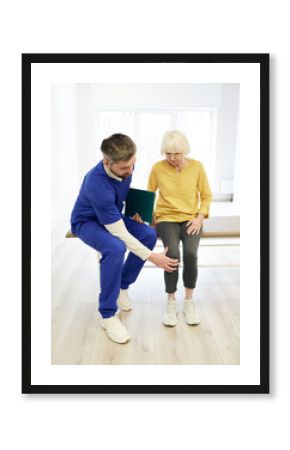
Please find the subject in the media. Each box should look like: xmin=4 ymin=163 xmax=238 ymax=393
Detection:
xmin=76 ymin=216 xmax=157 ymax=318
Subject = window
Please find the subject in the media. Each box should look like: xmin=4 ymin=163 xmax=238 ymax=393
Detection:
xmin=95 ymin=108 xmax=218 ymax=195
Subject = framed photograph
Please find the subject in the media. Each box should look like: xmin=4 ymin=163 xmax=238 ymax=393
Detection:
xmin=22 ymin=53 xmax=269 ymax=394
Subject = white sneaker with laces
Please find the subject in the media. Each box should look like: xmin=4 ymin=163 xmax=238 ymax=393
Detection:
xmin=117 ymin=289 xmax=132 ymax=312
xmin=162 ymin=300 xmax=177 ymax=326
xmin=183 ymin=299 xmax=200 ymax=325
xmin=100 ymin=315 xmax=130 ymax=343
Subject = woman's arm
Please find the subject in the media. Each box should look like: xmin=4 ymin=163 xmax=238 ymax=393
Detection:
xmin=197 ymin=164 xmax=212 ymax=218
xmin=147 ymin=166 xmax=158 ymax=192
xmin=186 ymin=164 xmax=212 ymax=235
xmin=147 ymin=167 xmax=158 ymax=227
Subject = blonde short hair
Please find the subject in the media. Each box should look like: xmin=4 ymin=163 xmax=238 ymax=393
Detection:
xmin=160 ymin=130 xmax=190 ymax=154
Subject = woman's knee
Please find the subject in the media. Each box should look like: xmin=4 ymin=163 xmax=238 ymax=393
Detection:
xmin=183 ymin=247 xmax=198 ymax=262
xmin=165 ymin=244 xmax=180 ymax=260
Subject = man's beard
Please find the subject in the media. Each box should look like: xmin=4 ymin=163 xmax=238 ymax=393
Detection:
xmin=121 ymin=173 xmax=130 ymax=180
xmin=110 ymin=167 xmax=130 ymax=180
xmin=108 ymin=163 xmax=132 ymax=180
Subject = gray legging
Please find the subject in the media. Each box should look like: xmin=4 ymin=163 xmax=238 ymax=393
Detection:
xmin=156 ymin=221 xmax=201 ymax=293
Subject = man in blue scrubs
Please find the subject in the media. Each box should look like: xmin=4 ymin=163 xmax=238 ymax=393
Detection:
xmin=71 ymin=134 xmax=178 ymax=343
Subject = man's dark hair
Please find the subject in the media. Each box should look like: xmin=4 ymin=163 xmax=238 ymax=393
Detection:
xmin=101 ymin=133 xmax=136 ymax=163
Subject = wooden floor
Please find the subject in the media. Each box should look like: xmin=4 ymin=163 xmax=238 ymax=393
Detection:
xmin=51 ymin=223 xmax=240 ymax=365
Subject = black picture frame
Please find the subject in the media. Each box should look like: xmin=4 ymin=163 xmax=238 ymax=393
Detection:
xmin=22 ymin=53 xmax=269 ymax=394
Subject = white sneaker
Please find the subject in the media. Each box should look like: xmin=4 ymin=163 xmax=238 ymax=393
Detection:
xmin=117 ymin=289 xmax=132 ymax=312
xmin=100 ymin=316 xmax=130 ymax=344
xmin=162 ymin=300 xmax=177 ymax=326
xmin=183 ymin=299 xmax=200 ymax=325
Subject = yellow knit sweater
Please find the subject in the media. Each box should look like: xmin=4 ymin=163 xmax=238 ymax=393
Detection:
xmin=147 ymin=158 xmax=212 ymax=223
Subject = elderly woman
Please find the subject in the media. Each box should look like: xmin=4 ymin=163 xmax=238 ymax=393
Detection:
xmin=147 ymin=130 xmax=212 ymax=326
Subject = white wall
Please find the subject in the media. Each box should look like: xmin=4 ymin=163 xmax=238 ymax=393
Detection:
xmin=51 ymin=84 xmax=79 ymax=223
xmin=75 ymin=84 xmax=97 ymax=176
xmin=91 ymin=83 xmax=222 ymax=108
xmin=215 ymin=84 xmax=240 ymax=195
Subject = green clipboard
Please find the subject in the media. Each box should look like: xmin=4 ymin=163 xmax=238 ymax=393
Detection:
xmin=125 ymin=188 xmax=156 ymax=224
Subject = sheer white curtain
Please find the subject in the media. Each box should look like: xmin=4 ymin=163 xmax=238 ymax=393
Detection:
xmin=95 ymin=111 xmax=136 ymax=141
xmin=133 ymin=112 xmax=172 ymax=188
xmin=177 ymin=109 xmax=216 ymax=187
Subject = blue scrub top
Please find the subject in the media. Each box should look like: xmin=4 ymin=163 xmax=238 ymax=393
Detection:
xmin=71 ymin=161 xmax=132 ymax=234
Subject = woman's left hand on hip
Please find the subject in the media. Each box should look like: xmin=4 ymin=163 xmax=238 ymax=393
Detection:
xmin=186 ymin=218 xmax=202 ymax=235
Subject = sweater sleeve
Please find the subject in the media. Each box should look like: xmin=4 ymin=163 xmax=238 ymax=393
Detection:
xmin=105 ymin=219 xmax=153 ymax=261
xmin=197 ymin=164 xmax=212 ymax=218
xmin=147 ymin=166 xmax=158 ymax=192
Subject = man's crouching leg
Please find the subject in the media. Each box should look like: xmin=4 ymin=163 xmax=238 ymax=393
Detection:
xmin=99 ymin=239 xmax=130 ymax=344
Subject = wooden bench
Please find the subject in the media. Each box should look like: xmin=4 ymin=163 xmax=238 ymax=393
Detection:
xmin=65 ymin=216 xmax=240 ymax=239
xmin=65 ymin=230 xmax=78 ymax=238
